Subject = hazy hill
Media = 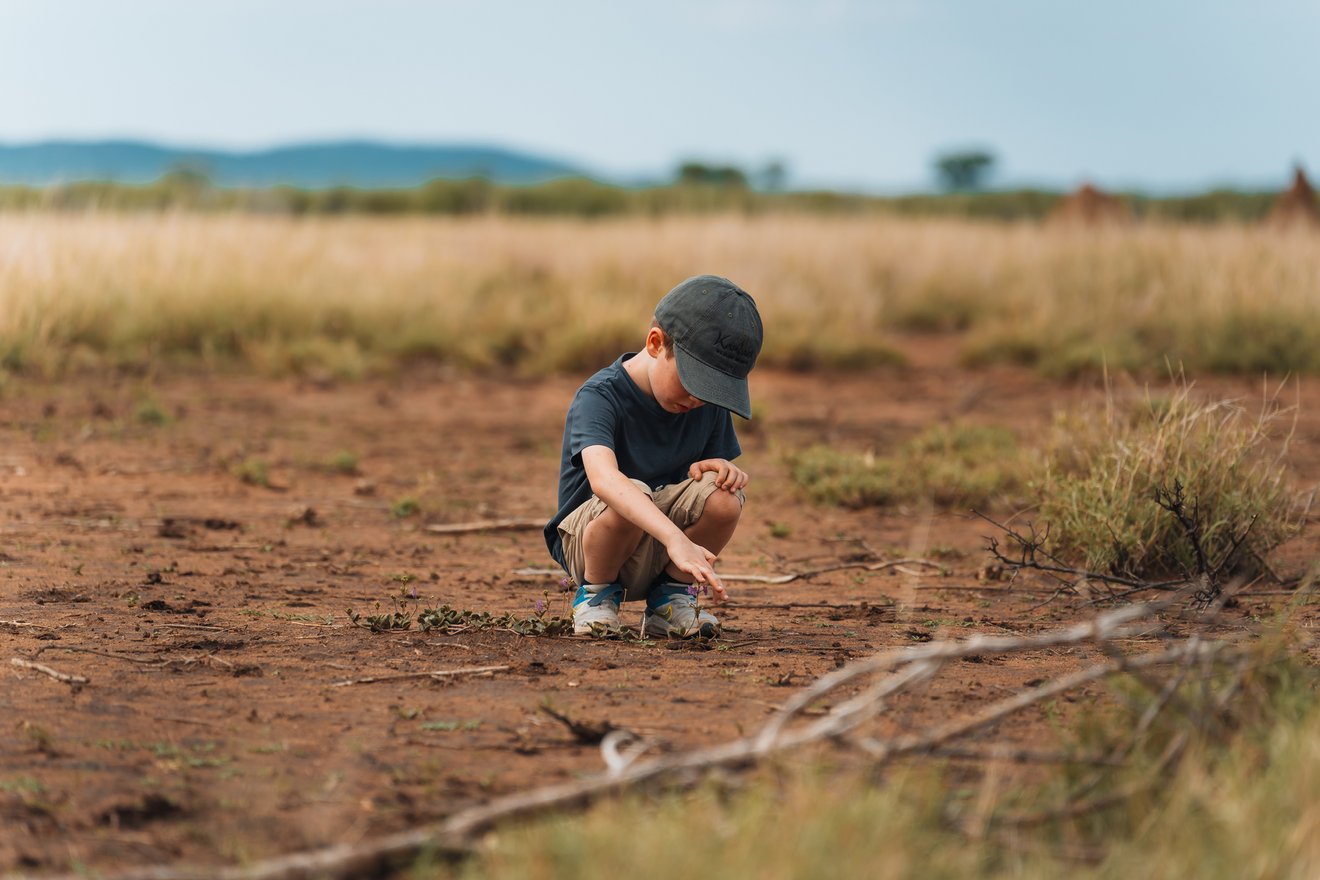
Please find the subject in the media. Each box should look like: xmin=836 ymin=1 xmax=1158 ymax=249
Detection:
xmin=0 ymin=140 xmax=590 ymax=187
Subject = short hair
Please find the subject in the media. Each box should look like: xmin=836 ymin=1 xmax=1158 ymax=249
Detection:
xmin=650 ymin=318 xmax=675 ymax=355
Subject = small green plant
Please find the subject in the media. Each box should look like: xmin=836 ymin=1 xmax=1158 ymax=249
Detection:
xmin=324 ymin=450 xmax=359 ymax=475
xmin=345 ymin=599 xmax=413 ymax=632
xmin=768 ymin=521 xmax=792 ymax=539
xmin=390 ymin=496 xmax=421 ymax=519
xmin=347 ymin=588 xmax=573 ymax=637
xmin=133 ymin=397 xmax=171 ymax=426
xmin=233 ymin=457 xmax=270 ymax=488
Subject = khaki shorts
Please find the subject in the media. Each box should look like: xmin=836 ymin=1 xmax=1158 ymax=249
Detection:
xmin=558 ymin=471 xmax=746 ymax=601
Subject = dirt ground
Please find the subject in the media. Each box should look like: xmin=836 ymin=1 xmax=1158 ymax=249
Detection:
xmin=3 ymin=341 xmax=1318 ymax=876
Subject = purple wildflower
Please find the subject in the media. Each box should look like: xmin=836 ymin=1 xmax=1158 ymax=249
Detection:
xmin=685 ymin=584 xmax=700 ymax=598
xmin=534 ymin=598 xmax=547 ymax=614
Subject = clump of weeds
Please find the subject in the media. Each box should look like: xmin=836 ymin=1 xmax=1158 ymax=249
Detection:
xmin=347 ymin=588 xmax=573 ymax=636
xmin=233 ymin=457 xmax=270 ymax=488
xmin=322 ymin=450 xmax=359 ymax=475
xmin=390 ymin=496 xmax=421 ymax=518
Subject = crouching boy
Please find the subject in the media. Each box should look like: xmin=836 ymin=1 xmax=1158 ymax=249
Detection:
xmin=543 ymin=275 xmax=763 ymax=638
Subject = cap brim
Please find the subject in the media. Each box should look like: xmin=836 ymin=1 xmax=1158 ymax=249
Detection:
xmin=673 ymin=345 xmax=752 ymax=419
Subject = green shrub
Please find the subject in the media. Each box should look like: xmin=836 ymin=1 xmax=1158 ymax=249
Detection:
xmin=233 ymin=457 xmax=270 ymax=487
xmin=390 ymin=496 xmax=421 ymax=519
xmin=133 ymin=397 xmax=171 ymax=426
xmin=1037 ymin=384 xmax=1297 ymax=577
xmin=324 ymin=450 xmax=359 ymax=475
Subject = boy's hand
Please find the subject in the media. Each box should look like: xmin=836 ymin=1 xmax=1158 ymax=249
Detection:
xmin=688 ymin=458 xmax=749 ymax=492
xmin=663 ymin=535 xmax=728 ymax=602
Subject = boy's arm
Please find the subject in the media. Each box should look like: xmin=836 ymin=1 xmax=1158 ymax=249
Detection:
xmin=580 ymin=444 xmax=725 ymax=598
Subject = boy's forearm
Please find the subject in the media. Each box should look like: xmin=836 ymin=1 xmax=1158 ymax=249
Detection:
xmin=590 ymin=469 xmax=686 ymax=547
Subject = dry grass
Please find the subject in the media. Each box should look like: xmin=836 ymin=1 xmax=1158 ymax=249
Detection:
xmin=1038 ymin=381 xmax=1299 ymax=577
xmin=1 ymin=213 xmax=1318 ymax=377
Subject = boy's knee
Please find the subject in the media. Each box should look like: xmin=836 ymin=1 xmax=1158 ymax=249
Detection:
xmin=700 ymin=484 xmax=744 ymax=523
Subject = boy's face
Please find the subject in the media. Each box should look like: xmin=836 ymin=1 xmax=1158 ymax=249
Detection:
xmin=646 ymin=329 xmax=704 ymax=414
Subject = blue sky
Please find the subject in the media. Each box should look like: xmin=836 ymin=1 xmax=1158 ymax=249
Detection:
xmin=4 ymin=0 xmax=1317 ymax=192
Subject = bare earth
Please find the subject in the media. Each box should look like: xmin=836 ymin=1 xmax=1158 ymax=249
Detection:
xmin=3 ymin=342 xmax=1318 ymax=875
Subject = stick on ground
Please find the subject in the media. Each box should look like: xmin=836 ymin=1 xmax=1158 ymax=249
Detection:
xmin=425 ymin=519 xmax=545 ymax=535
xmin=330 ymin=664 xmax=509 ymax=687
xmin=10 ymin=657 xmax=89 ymax=685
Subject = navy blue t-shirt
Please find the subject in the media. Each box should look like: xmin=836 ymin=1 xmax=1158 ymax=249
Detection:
xmin=544 ymin=353 xmax=742 ymax=569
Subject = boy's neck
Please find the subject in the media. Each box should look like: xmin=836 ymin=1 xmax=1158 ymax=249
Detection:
xmin=623 ymin=351 xmax=655 ymax=401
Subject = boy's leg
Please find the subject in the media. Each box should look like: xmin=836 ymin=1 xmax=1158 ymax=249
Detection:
xmin=661 ymin=474 xmax=743 ymax=583
xmin=558 ymin=479 xmax=655 ymax=634
xmin=639 ymin=472 xmax=746 ymax=637
xmin=582 ymin=506 xmax=645 ymax=585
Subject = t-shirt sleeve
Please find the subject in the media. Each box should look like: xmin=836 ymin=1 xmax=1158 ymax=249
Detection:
xmin=566 ymin=387 xmax=619 ymax=466
xmin=701 ymin=410 xmax=742 ymax=462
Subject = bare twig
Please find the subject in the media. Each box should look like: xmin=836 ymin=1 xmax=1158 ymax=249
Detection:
xmin=425 ymin=518 xmax=545 ymax=535
xmin=975 ymin=510 xmax=1193 ymax=604
xmin=330 ymin=664 xmax=509 ymax=687
xmin=728 ymin=601 xmax=896 ymax=612
xmin=10 ymin=657 xmax=89 ymax=685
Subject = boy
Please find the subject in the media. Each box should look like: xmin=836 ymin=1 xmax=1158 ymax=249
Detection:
xmin=544 ymin=275 xmax=763 ymax=638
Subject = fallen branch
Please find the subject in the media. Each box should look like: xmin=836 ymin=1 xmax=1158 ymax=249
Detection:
xmin=10 ymin=657 xmax=89 ymax=685
xmin=425 ymin=518 xmax=545 ymax=535
xmin=330 ymin=664 xmax=509 ymax=687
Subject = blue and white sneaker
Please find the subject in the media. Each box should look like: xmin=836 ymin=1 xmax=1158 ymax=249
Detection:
xmin=572 ymin=582 xmax=624 ymax=635
xmin=642 ymin=582 xmax=721 ymax=639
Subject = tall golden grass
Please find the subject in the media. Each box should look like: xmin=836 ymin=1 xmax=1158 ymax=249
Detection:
xmin=2 ymin=213 xmax=1317 ymax=377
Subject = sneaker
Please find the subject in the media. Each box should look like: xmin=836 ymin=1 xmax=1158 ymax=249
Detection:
xmin=572 ymin=582 xmax=624 ymax=635
xmin=642 ymin=583 xmax=721 ymax=639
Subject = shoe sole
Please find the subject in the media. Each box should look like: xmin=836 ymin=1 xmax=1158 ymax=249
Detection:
xmin=574 ymin=621 xmax=622 ymax=636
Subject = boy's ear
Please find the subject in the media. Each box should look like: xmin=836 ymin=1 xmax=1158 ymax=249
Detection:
xmin=644 ymin=327 xmax=668 ymax=357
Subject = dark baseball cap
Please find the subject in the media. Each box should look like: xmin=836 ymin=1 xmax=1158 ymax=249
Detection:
xmin=655 ymin=275 xmax=763 ymax=419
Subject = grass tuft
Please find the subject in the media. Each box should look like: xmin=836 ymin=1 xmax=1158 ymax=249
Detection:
xmin=1037 ymin=382 xmax=1298 ymax=577
xmin=232 ymin=457 xmax=270 ymax=488
xmin=788 ymin=424 xmax=1028 ymax=510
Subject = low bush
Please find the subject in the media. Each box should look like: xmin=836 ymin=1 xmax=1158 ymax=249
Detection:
xmin=1037 ymin=383 xmax=1297 ymax=578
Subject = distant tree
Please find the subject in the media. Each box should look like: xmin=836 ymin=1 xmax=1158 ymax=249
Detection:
xmin=933 ymin=150 xmax=996 ymax=192
xmin=757 ymin=160 xmax=789 ymax=193
xmin=159 ymin=162 xmax=213 ymax=191
xmin=676 ymin=161 xmax=749 ymax=188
